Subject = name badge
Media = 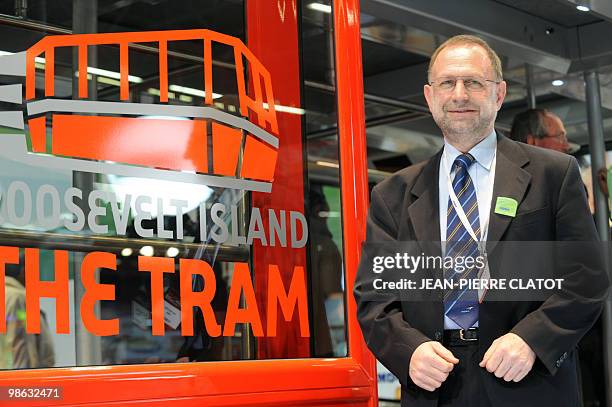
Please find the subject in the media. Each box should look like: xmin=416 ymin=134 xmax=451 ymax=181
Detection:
xmin=494 ymin=197 xmax=518 ymax=217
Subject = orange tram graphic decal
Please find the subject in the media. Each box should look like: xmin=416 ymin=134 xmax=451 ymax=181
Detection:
xmin=0 ymin=247 xmax=310 ymax=338
xmin=0 ymin=29 xmax=280 ymax=193
xmin=0 ymin=30 xmax=310 ymax=339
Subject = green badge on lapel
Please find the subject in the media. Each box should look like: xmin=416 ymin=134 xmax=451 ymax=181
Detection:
xmin=494 ymin=197 xmax=518 ymax=217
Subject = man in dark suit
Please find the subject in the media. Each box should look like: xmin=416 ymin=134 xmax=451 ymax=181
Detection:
xmin=354 ymin=35 xmax=610 ymax=407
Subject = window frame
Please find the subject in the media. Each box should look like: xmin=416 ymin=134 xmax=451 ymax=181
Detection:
xmin=0 ymin=0 xmax=376 ymax=405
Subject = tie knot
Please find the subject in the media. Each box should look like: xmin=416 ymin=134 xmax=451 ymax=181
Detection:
xmin=453 ymin=153 xmax=476 ymax=172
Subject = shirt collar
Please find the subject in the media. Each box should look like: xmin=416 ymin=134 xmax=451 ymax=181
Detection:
xmin=443 ymin=130 xmax=497 ymax=172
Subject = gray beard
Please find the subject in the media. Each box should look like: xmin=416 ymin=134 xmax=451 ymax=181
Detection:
xmin=436 ymin=116 xmax=494 ymax=151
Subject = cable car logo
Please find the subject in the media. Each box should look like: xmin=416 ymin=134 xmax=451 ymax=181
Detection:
xmin=0 ymin=31 xmax=313 ymax=339
xmin=0 ymin=29 xmax=279 ymax=193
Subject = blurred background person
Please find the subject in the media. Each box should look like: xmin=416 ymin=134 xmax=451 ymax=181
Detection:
xmin=509 ymin=108 xmax=578 ymax=154
xmin=1 ymin=256 xmax=54 ymax=369
xmin=309 ymin=186 xmax=344 ymax=357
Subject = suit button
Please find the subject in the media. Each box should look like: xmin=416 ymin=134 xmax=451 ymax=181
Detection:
xmin=435 ymin=331 xmax=442 ymax=341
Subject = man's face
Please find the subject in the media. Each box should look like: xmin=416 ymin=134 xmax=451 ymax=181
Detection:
xmin=423 ymin=45 xmax=507 ymax=141
xmin=529 ymin=113 xmax=570 ymax=153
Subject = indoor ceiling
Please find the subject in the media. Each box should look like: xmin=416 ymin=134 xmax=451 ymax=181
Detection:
xmin=1 ymin=0 xmax=612 ymax=173
xmin=358 ymin=0 xmax=612 ymax=169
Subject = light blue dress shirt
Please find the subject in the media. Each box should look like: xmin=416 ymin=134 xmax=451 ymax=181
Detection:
xmin=439 ymin=130 xmax=497 ymax=329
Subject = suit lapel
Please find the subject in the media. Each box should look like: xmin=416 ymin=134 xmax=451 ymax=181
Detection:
xmin=407 ymin=150 xmax=442 ymax=253
xmin=487 ymin=135 xmax=531 ymax=251
xmin=408 ymin=150 xmax=442 ymax=242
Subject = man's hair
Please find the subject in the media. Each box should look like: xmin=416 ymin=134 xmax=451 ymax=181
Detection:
xmin=510 ymin=109 xmax=549 ymax=143
xmin=428 ymin=35 xmax=503 ymax=81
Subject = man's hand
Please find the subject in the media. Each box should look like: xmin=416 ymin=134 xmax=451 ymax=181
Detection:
xmin=409 ymin=341 xmax=459 ymax=391
xmin=479 ymin=333 xmax=535 ymax=382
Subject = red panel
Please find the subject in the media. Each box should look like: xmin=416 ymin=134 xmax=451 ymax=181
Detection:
xmin=159 ymin=40 xmax=168 ymax=103
xmin=51 ymin=115 xmax=208 ymax=172
xmin=28 ymin=116 xmax=47 ymax=153
xmin=334 ymin=0 xmax=378 ymax=401
xmin=120 ymin=43 xmax=129 ymax=101
xmin=0 ymin=358 xmax=372 ymax=406
xmin=241 ymin=135 xmax=277 ymax=181
xmin=204 ymin=38 xmax=213 ymax=106
xmin=212 ymin=121 xmax=242 ymax=176
xmin=247 ymin=0 xmax=309 ymax=360
xmin=78 ymin=45 xmax=88 ymax=99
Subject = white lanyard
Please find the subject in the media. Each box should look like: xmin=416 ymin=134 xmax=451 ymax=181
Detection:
xmin=442 ymin=149 xmax=496 ymax=302
xmin=443 ymin=151 xmax=488 ymax=244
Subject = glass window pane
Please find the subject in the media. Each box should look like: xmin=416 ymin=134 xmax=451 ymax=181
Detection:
xmin=0 ymin=0 xmax=347 ymax=369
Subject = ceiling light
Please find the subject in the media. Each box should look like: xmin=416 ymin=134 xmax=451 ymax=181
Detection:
xmin=99 ymin=176 xmax=213 ymax=218
xmin=97 ymin=76 xmax=121 ymax=87
xmin=0 ymin=50 xmax=142 ymax=84
xmin=275 ymin=105 xmax=306 ymax=115
xmin=74 ymin=66 xmax=142 ymax=84
xmin=576 ymin=5 xmax=590 ymax=12
xmin=308 ymin=3 xmax=332 ymax=13
xmin=88 ymin=67 xmax=143 ymax=83
xmin=316 ymin=160 xmax=339 ymax=168
xmin=179 ymin=94 xmax=193 ymax=103
xmin=139 ymin=245 xmax=154 ymax=257
xmin=552 ymin=79 xmax=564 ymax=86
xmin=166 ymin=247 xmax=180 ymax=257
xmin=147 ymin=88 xmax=177 ymax=100
xmin=262 ymin=102 xmax=305 ymax=115
xmin=168 ymin=85 xmax=222 ymax=99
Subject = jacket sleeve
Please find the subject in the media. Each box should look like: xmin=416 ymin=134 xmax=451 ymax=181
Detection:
xmin=510 ymin=157 xmax=611 ymax=375
xmin=353 ymin=186 xmax=431 ymax=389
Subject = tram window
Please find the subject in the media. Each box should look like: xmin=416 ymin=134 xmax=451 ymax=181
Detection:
xmin=0 ymin=0 xmax=348 ymax=369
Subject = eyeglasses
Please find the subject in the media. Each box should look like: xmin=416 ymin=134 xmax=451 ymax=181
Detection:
xmin=428 ymin=76 xmax=501 ymax=92
xmin=543 ymin=132 xmax=568 ymax=143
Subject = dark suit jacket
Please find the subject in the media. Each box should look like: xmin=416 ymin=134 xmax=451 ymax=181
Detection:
xmin=354 ymin=134 xmax=610 ymax=407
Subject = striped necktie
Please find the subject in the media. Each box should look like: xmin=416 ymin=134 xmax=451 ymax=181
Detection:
xmin=444 ymin=153 xmax=481 ymax=330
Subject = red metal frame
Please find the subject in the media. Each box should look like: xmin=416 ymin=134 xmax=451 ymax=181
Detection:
xmin=335 ymin=0 xmax=377 ymax=396
xmin=0 ymin=0 xmax=376 ymax=405
xmin=246 ymin=0 xmax=310 ymax=360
